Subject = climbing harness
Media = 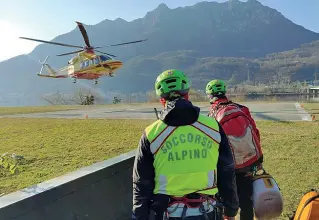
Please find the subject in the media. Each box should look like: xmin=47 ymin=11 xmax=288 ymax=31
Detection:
xmin=163 ymin=194 xmax=223 ymax=219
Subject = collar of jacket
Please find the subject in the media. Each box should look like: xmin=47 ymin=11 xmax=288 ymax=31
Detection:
xmin=210 ymin=96 xmax=230 ymax=107
xmin=158 ymin=98 xmax=200 ymax=126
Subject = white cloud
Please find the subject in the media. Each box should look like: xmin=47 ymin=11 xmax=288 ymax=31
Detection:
xmin=0 ymin=20 xmax=39 ymax=61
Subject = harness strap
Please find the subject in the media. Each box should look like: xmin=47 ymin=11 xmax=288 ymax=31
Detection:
xmin=181 ymin=205 xmax=187 ymax=219
xmin=168 ymin=194 xmax=216 ymax=208
xmin=162 ymin=192 xmax=223 ymax=219
xmin=165 ymin=194 xmax=216 ymax=219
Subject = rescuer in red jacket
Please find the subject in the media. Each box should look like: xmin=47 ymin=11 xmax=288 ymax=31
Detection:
xmin=205 ymin=79 xmax=264 ymax=220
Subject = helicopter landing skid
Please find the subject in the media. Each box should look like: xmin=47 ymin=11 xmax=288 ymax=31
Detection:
xmin=103 ymin=71 xmax=113 ymax=77
xmin=103 ymin=65 xmax=113 ymax=77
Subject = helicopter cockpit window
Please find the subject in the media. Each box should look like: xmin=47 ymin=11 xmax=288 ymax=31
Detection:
xmin=99 ymin=55 xmax=110 ymax=62
xmin=93 ymin=57 xmax=100 ymax=64
xmin=80 ymin=61 xmax=87 ymax=69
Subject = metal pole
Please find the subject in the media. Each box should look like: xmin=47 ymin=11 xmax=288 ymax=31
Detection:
xmin=154 ymin=108 xmax=159 ymax=120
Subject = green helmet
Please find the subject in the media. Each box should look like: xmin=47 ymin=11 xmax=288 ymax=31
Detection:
xmin=205 ymin=79 xmax=226 ymax=96
xmin=155 ymin=69 xmax=190 ymax=99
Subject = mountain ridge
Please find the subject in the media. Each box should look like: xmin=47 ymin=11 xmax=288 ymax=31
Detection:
xmin=0 ymin=0 xmax=319 ymax=106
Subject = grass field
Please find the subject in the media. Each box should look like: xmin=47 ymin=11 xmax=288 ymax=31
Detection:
xmin=0 ymin=118 xmax=151 ymax=196
xmin=259 ymin=120 xmax=319 ymax=219
xmin=0 ymin=105 xmax=85 ymax=116
xmin=0 ymin=118 xmax=318 ymax=219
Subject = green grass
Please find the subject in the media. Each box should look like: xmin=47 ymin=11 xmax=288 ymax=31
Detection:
xmin=258 ymin=120 xmax=319 ymax=219
xmin=0 ymin=105 xmax=86 ymax=116
xmin=0 ymin=118 xmax=153 ymax=195
xmin=0 ymin=118 xmax=318 ymax=219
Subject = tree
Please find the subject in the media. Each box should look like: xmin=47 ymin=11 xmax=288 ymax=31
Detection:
xmin=113 ymin=97 xmax=121 ymax=104
xmin=41 ymin=90 xmax=72 ymax=105
xmin=41 ymin=87 xmax=103 ymax=105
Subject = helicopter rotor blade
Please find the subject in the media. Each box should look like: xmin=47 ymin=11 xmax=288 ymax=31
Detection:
xmin=95 ymin=50 xmax=117 ymax=57
xmin=19 ymin=37 xmax=83 ymax=49
xmin=95 ymin=39 xmax=148 ymax=49
xmin=56 ymin=49 xmax=83 ymax=56
xmin=75 ymin=21 xmax=91 ymax=48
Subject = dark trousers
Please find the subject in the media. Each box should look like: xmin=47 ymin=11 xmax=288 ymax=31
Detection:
xmin=236 ymin=172 xmax=254 ymax=220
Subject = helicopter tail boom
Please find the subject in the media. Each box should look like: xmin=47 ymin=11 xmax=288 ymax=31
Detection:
xmin=37 ymin=74 xmax=68 ymax=78
xmin=38 ymin=56 xmax=57 ymax=75
xmin=37 ymin=56 xmax=68 ymax=78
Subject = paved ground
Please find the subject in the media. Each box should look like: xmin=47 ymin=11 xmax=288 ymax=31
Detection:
xmin=0 ymin=102 xmax=312 ymax=121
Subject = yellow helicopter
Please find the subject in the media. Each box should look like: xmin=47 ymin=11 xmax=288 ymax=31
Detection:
xmin=20 ymin=21 xmax=147 ymax=84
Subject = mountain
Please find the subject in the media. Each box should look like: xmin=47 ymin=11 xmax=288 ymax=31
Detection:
xmin=259 ymin=40 xmax=319 ymax=82
xmin=100 ymin=40 xmax=319 ymax=93
xmin=1 ymin=0 xmax=319 ymax=106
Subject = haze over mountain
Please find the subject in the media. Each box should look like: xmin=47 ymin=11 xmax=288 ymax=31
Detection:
xmin=1 ymin=0 xmax=319 ymax=106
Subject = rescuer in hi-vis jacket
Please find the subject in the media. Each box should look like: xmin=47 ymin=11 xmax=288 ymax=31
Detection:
xmin=132 ymin=69 xmax=239 ymax=220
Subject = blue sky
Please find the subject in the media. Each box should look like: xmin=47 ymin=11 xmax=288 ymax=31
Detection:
xmin=0 ymin=0 xmax=318 ymax=61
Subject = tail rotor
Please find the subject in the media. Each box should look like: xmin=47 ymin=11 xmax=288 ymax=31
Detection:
xmin=39 ymin=56 xmax=49 ymax=74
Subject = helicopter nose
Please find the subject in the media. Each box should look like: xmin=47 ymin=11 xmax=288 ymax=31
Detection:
xmin=118 ymin=61 xmax=123 ymax=67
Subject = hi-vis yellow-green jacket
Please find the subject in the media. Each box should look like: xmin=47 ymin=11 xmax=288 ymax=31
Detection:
xmin=132 ymin=98 xmax=239 ymax=219
xmin=146 ymin=114 xmax=220 ymax=196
